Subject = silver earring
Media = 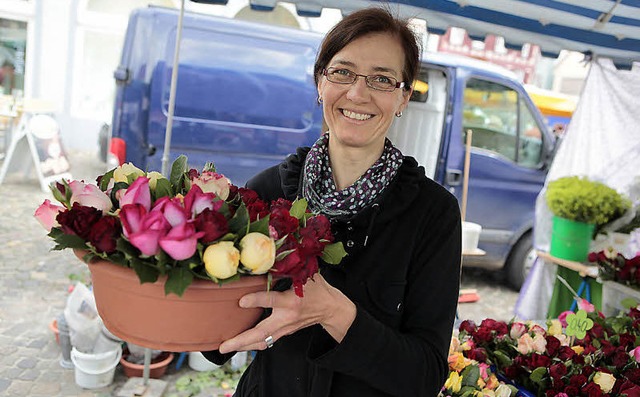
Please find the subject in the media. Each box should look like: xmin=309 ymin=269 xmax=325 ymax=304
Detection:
xmin=317 ymin=96 xmax=323 ymax=104
xmin=395 ymin=111 xmax=402 ymax=118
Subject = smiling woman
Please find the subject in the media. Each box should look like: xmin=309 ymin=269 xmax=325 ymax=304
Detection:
xmin=202 ymin=7 xmax=462 ymax=397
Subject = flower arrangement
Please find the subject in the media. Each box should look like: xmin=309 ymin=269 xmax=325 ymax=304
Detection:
xmin=589 ymin=249 xmax=640 ymax=289
xmin=545 ymin=176 xmax=631 ymax=227
xmin=34 ymin=156 xmax=346 ymax=297
xmin=449 ymin=303 xmax=640 ymax=397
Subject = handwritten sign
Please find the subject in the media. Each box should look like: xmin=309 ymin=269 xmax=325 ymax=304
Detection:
xmin=565 ymin=310 xmax=594 ymax=339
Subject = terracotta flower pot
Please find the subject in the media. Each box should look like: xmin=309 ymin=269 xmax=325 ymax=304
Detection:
xmin=120 ymin=349 xmax=174 ymax=378
xmin=75 ymin=251 xmax=268 ymax=352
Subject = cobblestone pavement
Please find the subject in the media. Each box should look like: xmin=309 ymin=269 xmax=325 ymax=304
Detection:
xmin=0 ymin=150 xmax=519 ymax=396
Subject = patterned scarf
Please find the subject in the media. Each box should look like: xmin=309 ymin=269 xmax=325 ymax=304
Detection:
xmin=301 ymin=132 xmax=403 ymax=217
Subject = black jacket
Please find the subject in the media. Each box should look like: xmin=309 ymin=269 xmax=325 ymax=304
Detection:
xmin=204 ymin=147 xmax=461 ymax=397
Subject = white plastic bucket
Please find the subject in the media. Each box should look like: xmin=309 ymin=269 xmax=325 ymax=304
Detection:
xmin=188 ymin=351 xmax=219 ymax=371
xmin=462 ymin=221 xmax=482 ymax=253
xmin=71 ymin=346 xmax=122 ymax=389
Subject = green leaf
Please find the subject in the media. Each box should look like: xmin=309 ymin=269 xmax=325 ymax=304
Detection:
xmin=621 ymin=297 xmax=639 ymax=309
xmin=49 ymin=229 xmax=88 ymax=250
xmin=116 ymin=238 xmax=140 ymax=257
xmin=290 ymin=198 xmax=308 ymax=220
xmin=321 ymin=242 xmax=347 ymax=265
xmin=530 ymin=366 xmax=548 ymax=385
xmin=110 ymin=181 xmax=130 ymax=205
xmin=460 ymin=365 xmax=480 ymax=387
xmin=153 ymin=177 xmax=173 ymax=200
xmin=248 ymin=216 xmax=270 ymax=235
xmin=170 ymin=155 xmax=188 ymax=189
xmin=165 ymin=267 xmax=193 ymax=297
xmin=99 ymin=168 xmax=116 ymax=191
xmin=492 ymin=350 xmax=513 ymax=368
xmin=228 ymin=203 xmax=249 ymax=237
xmin=203 ymin=161 xmax=216 ymax=173
xmin=275 ymin=248 xmax=296 ymax=262
xmin=130 ymin=257 xmax=160 ymax=284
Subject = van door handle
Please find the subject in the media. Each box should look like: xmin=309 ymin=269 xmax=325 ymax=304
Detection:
xmin=446 ymin=170 xmax=462 ymax=186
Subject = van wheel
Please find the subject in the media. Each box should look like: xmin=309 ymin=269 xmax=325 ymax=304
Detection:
xmin=505 ymin=233 xmax=536 ymax=291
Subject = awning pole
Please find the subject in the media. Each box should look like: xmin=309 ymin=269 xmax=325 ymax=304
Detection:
xmin=161 ymin=0 xmax=186 ymax=176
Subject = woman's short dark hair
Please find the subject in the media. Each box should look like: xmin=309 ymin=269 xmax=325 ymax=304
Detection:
xmin=314 ymin=7 xmax=421 ymax=92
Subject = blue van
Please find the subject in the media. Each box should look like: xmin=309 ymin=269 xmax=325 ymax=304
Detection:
xmin=108 ymin=6 xmax=557 ymax=289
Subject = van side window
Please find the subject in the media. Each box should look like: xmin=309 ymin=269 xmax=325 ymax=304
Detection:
xmin=462 ymin=79 xmax=543 ymax=168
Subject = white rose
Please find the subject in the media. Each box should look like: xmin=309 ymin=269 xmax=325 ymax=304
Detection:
xmin=114 ymin=163 xmax=145 ymax=183
xmin=192 ymin=171 xmax=230 ymax=200
xmin=203 ymin=241 xmax=239 ymax=279
xmin=593 ymin=371 xmax=616 ymax=393
xmin=146 ymin=171 xmax=166 ymax=190
xmin=239 ymin=232 xmax=276 ymax=274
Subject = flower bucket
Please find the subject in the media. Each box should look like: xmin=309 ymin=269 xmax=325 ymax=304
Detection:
xmin=188 ymin=351 xmax=220 ymax=371
xmin=70 ymin=346 xmax=121 ymax=389
xmin=81 ymin=252 xmax=268 ymax=352
xmin=602 ymin=281 xmax=640 ymax=317
xmin=549 ymin=216 xmax=594 ymax=262
xmin=120 ymin=349 xmax=174 ymax=378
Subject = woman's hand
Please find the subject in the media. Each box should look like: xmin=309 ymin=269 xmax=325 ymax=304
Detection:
xmin=218 ymin=274 xmax=356 ymax=353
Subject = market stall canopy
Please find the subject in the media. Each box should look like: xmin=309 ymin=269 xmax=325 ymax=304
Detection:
xmin=192 ymin=0 xmax=640 ymax=69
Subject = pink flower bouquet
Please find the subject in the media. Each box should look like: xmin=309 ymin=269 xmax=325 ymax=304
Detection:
xmin=35 ymin=156 xmax=346 ymax=297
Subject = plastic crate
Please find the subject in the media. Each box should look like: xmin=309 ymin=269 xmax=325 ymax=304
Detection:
xmin=601 ymin=281 xmax=640 ymax=317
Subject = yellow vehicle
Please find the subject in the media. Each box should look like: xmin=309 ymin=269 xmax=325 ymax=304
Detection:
xmin=525 ymin=85 xmax=577 ymax=136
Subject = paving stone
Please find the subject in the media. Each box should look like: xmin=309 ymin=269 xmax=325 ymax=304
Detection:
xmin=17 ymin=357 xmax=37 ymax=369
xmin=0 ymin=378 xmax=11 ymax=393
xmin=17 ymin=368 xmax=39 ymax=381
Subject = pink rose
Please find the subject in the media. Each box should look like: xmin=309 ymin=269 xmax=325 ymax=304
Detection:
xmin=558 ymin=311 xmax=573 ymax=327
xmin=159 ymin=222 xmax=204 ymax=260
xmin=34 ymin=199 xmax=65 ymax=231
xmin=630 ymin=346 xmax=640 ymax=362
xmin=517 ymin=333 xmax=534 ymax=355
xmin=119 ymin=177 xmax=151 ymax=211
xmin=152 ymin=197 xmax=188 ymax=227
xmin=191 ymin=171 xmax=230 ymax=200
xmin=577 ymin=298 xmax=596 ymax=313
xmin=183 ymin=184 xmax=220 ymax=217
xmin=532 ymin=334 xmax=547 ymax=353
xmin=509 ymin=322 xmax=527 ymax=339
xmin=121 ymin=204 xmax=170 ymax=256
xmin=68 ymin=180 xmax=112 ymax=213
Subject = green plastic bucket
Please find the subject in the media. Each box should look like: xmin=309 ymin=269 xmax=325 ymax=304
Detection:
xmin=549 ymin=216 xmax=595 ymax=262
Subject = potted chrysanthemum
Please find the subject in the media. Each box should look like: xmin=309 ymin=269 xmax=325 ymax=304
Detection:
xmin=34 ymin=156 xmax=346 ymax=351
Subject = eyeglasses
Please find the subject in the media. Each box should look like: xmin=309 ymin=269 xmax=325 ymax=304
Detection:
xmin=323 ymin=67 xmax=406 ymax=92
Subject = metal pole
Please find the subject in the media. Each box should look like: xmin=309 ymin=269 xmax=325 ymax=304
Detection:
xmin=161 ymin=0 xmax=186 ymax=176
xmin=142 ymin=347 xmax=152 ymax=385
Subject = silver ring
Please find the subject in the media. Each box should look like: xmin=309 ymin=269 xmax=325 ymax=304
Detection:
xmin=264 ymin=335 xmax=274 ymax=349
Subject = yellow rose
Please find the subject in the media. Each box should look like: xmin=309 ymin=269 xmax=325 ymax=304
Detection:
xmin=593 ymin=371 xmax=616 ymax=393
xmin=239 ymin=232 xmax=276 ymax=274
xmin=444 ymin=372 xmax=462 ymax=393
xmin=546 ymin=319 xmax=562 ymax=336
xmin=571 ymin=345 xmax=584 ymax=355
xmin=114 ymin=163 xmax=145 ymax=183
xmin=203 ymin=242 xmax=239 ymax=279
xmin=147 ymin=171 xmax=166 ymax=190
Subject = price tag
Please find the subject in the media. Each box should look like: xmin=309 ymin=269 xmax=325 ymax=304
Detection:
xmin=565 ymin=309 xmax=594 ymax=339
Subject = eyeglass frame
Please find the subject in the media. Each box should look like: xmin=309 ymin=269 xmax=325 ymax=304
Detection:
xmin=322 ymin=67 xmax=406 ymax=92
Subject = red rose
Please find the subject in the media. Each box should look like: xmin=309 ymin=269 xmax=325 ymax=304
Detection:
xmin=473 ymin=327 xmax=493 ymax=343
xmin=569 ymin=374 xmax=587 ymax=388
xmin=546 ymin=335 xmax=561 ymax=356
xmin=87 ymin=215 xmax=121 ymax=253
xmin=563 ymin=385 xmax=580 ymax=396
xmin=620 ymin=333 xmax=636 ymax=349
xmin=629 ymin=307 xmax=640 ymax=320
xmin=549 ymin=363 xmax=568 ymax=382
xmin=612 ymin=349 xmax=630 ymax=369
xmin=459 ymin=320 xmax=476 ymax=334
xmin=582 ymin=381 xmax=605 ymax=397
xmin=503 ymin=364 xmax=521 ymax=379
xmin=194 ymin=208 xmax=228 ymax=243
xmin=528 ymin=353 xmax=551 ymax=369
xmin=56 ymin=203 xmax=102 ymax=239
xmin=558 ymin=346 xmax=576 ymax=360
xmin=624 ymin=368 xmax=640 ymax=384
xmin=619 ymin=380 xmax=640 ymax=397
xmin=246 ymin=200 xmax=269 ymax=222
xmin=467 ymin=348 xmax=487 ymax=362
xmin=237 ymin=188 xmax=259 ymax=204
xmin=479 ymin=319 xmax=508 ymax=336
xmin=301 ymin=216 xmax=333 ymax=243
xmin=589 ymin=323 xmax=605 ymax=339
xmin=270 ymin=198 xmax=292 ymax=211
xmin=269 ymin=207 xmax=299 ymax=239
